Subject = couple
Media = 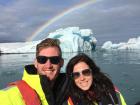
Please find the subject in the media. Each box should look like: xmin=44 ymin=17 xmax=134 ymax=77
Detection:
xmin=0 ymin=38 xmax=126 ymax=105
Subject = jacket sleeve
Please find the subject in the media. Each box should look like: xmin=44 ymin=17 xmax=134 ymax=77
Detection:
xmin=119 ymin=92 xmax=127 ymax=105
xmin=115 ymin=89 xmax=127 ymax=105
xmin=0 ymin=86 xmax=25 ymax=105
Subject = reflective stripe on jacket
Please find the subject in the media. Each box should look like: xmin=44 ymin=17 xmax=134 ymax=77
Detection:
xmin=9 ymin=80 xmax=41 ymax=105
xmin=22 ymin=68 xmax=48 ymax=105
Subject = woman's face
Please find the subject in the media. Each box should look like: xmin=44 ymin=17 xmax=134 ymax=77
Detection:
xmin=73 ymin=62 xmax=93 ymax=91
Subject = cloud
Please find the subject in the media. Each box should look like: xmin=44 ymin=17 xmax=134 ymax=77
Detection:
xmin=47 ymin=0 xmax=140 ymax=44
xmin=0 ymin=0 xmax=49 ymax=42
xmin=0 ymin=0 xmax=140 ymax=43
xmin=0 ymin=0 xmax=87 ymax=42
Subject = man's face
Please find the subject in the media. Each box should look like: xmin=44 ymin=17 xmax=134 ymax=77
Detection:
xmin=35 ymin=47 xmax=63 ymax=80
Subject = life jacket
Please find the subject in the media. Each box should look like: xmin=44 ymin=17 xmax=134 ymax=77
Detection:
xmin=9 ymin=80 xmax=41 ymax=105
xmin=0 ymin=64 xmax=67 ymax=105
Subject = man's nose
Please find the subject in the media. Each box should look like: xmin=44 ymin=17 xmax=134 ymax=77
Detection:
xmin=44 ymin=59 xmax=52 ymax=67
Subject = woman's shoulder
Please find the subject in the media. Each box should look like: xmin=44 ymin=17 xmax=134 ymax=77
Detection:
xmin=114 ymin=86 xmax=127 ymax=105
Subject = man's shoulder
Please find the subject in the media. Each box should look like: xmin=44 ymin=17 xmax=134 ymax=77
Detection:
xmin=0 ymin=86 xmax=23 ymax=105
xmin=57 ymin=73 xmax=66 ymax=80
xmin=0 ymin=85 xmax=21 ymax=98
xmin=59 ymin=72 xmax=66 ymax=76
xmin=54 ymin=73 xmax=66 ymax=86
xmin=0 ymin=85 xmax=18 ymax=92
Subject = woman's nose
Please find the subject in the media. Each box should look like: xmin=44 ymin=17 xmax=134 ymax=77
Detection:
xmin=79 ymin=74 xmax=85 ymax=80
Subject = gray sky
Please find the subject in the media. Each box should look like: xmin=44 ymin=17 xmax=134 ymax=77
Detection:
xmin=0 ymin=0 xmax=140 ymax=45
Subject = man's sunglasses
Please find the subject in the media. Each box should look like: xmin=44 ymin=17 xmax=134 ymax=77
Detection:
xmin=37 ymin=56 xmax=61 ymax=64
xmin=71 ymin=69 xmax=92 ymax=79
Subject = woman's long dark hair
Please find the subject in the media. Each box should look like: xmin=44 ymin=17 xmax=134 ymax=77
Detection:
xmin=66 ymin=53 xmax=118 ymax=105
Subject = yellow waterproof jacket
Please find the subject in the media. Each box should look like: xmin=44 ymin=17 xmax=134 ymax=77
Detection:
xmin=0 ymin=65 xmax=49 ymax=105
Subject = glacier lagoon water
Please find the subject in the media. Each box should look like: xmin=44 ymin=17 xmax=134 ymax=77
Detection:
xmin=0 ymin=48 xmax=140 ymax=105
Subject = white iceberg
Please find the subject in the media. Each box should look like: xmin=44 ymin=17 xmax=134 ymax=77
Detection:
xmin=48 ymin=27 xmax=97 ymax=52
xmin=0 ymin=27 xmax=97 ymax=54
xmin=0 ymin=41 xmax=41 ymax=54
xmin=102 ymin=36 xmax=140 ymax=50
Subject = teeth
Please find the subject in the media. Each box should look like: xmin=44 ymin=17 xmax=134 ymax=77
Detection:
xmin=80 ymin=81 xmax=88 ymax=84
xmin=44 ymin=69 xmax=55 ymax=71
xmin=80 ymin=82 xmax=88 ymax=86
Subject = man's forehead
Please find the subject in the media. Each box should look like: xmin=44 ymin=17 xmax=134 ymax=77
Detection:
xmin=39 ymin=47 xmax=60 ymax=55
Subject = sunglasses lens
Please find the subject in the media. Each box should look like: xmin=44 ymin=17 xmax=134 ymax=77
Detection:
xmin=37 ymin=56 xmax=61 ymax=64
xmin=72 ymin=72 xmax=80 ymax=79
xmin=72 ymin=69 xmax=92 ymax=79
xmin=37 ymin=56 xmax=47 ymax=64
xmin=49 ymin=56 xmax=61 ymax=64
xmin=82 ymin=69 xmax=91 ymax=76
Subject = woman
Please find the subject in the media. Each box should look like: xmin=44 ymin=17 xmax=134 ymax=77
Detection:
xmin=66 ymin=53 xmax=126 ymax=105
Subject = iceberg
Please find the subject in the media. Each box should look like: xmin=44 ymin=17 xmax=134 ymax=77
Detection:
xmin=0 ymin=27 xmax=97 ymax=54
xmin=0 ymin=41 xmax=41 ymax=54
xmin=47 ymin=27 xmax=97 ymax=52
xmin=102 ymin=36 xmax=140 ymax=50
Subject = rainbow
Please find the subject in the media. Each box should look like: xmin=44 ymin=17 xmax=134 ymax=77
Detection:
xmin=27 ymin=0 xmax=96 ymax=41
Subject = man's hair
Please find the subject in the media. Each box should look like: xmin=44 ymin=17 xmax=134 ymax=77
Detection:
xmin=36 ymin=38 xmax=62 ymax=57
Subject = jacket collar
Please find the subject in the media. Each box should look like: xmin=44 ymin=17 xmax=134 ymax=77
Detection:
xmin=22 ymin=64 xmax=49 ymax=105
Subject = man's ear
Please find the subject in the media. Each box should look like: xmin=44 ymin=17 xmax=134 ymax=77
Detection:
xmin=60 ymin=58 xmax=64 ymax=67
xmin=34 ymin=59 xmax=38 ymax=68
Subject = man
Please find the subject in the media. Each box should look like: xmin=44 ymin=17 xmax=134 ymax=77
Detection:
xmin=0 ymin=38 xmax=68 ymax=105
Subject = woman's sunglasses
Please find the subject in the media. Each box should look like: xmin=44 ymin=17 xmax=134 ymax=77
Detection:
xmin=71 ymin=69 xmax=92 ymax=79
xmin=37 ymin=56 xmax=61 ymax=64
